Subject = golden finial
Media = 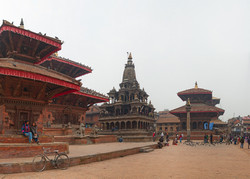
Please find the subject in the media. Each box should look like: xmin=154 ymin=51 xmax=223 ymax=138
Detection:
xmin=195 ymin=81 xmax=198 ymax=89
xmin=187 ymin=98 xmax=191 ymax=106
xmin=128 ymin=52 xmax=132 ymax=59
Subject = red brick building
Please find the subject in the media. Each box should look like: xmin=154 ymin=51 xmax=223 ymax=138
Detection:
xmin=0 ymin=20 xmax=108 ymax=135
xmin=85 ymin=105 xmax=101 ymax=127
xmin=156 ymin=111 xmax=180 ymax=133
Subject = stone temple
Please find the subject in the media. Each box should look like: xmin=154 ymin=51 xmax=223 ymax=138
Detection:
xmin=99 ymin=53 xmax=155 ymax=141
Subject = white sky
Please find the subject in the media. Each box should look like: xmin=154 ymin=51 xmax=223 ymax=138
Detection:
xmin=1 ymin=0 xmax=250 ymax=121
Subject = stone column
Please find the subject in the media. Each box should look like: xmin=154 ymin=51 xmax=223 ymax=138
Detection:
xmin=186 ymin=98 xmax=191 ymax=142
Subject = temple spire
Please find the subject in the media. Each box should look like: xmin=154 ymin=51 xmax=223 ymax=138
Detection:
xmin=195 ymin=81 xmax=198 ymax=89
xmin=20 ymin=18 xmax=24 ymax=29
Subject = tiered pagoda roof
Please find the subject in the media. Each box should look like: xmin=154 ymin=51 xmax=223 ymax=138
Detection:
xmin=73 ymin=87 xmax=108 ymax=103
xmin=177 ymin=82 xmax=212 ymax=102
xmin=170 ymin=82 xmax=225 ymax=116
xmin=39 ymin=55 xmax=92 ymax=78
xmin=0 ymin=19 xmax=108 ymax=103
xmin=170 ymin=103 xmax=224 ymax=115
xmin=0 ymin=20 xmax=62 ymax=63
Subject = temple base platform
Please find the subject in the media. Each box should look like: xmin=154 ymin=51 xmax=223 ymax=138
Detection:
xmin=0 ymin=134 xmax=54 ymax=143
xmin=54 ymin=135 xmax=117 ymax=144
xmin=0 ymin=142 xmax=69 ymax=159
xmin=99 ymin=130 xmax=153 ymax=142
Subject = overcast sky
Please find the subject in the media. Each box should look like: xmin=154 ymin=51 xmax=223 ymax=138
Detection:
xmin=1 ymin=0 xmax=250 ymax=121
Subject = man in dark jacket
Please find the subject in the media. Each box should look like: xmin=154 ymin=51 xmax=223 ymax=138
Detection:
xmin=240 ymin=136 xmax=244 ymax=149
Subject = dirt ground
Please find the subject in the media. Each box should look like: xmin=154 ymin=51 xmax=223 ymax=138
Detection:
xmin=1 ymin=142 xmax=249 ymax=179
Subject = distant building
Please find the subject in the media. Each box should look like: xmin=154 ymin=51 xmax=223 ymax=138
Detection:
xmin=242 ymin=116 xmax=250 ymax=136
xmin=155 ymin=111 xmax=180 ymax=134
xmin=229 ymin=116 xmax=250 ymax=136
xmin=85 ymin=105 xmax=101 ymax=127
xmin=170 ymin=82 xmax=225 ymax=139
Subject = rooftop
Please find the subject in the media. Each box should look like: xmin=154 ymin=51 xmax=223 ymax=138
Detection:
xmin=156 ymin=112 xmax=180 ymax=124
xmin=170 ymin=103 xmax=224 ymax=114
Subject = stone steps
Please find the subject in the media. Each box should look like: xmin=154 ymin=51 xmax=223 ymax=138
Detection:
xmin=139 ymin=147 xmax=154 ymax=153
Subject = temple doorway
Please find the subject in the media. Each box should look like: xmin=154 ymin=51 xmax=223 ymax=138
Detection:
xmin=18 ymin=111 xmax=29 ymax=130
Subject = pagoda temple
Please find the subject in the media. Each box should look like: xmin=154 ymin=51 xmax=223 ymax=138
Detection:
xmin=99 ymin=53 xmax=155 ymax=141
xmin=0 ymin=19 xmax=108 ymax=135
xmin=170 ymin=82 xmax=225 ymax=139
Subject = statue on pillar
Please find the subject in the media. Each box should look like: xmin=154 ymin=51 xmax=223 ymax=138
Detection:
xmin=186 ymin=98 xmax=191 ymax=142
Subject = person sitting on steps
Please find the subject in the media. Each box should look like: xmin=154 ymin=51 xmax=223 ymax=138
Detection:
xmin=30 ymin=122 xmax=39 ymax=144
xmin=21 ymin=121 xmax=33 ymax=143
xmin=158 ymin=136 xmax=164 ymax=148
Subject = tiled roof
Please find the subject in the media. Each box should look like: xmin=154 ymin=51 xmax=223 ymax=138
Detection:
xmin=1 ymin=20 xmax=62 ymax=44
xmin=79 ymin=87 xmax=108 ymax=100
xmin=242 ymin=116 xmax=250 ymax=120
xmin=170 ymin=103 xmax=224 ymax=114
xmin=156 ymin=112 xmax=180 ymax=124
xmin=178 ymin=88 xmax=212 ymax=96
xmin=0 ymin=58 xmax=79 ymax=84
xmin=210 ymin=118 xmax=227 ymax=125
xmin=243 ymin=120 xmax=250 ymax=124
xmin=233 ymin=119 xmax=240 ymax=125
xmin=48 ymin=55 xmax=92 ymax=72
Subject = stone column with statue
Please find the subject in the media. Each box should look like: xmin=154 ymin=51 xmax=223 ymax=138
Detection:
xmin=186 ymin=98 xmax=191 ymax=142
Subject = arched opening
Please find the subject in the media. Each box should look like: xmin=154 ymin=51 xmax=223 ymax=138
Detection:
xmin=106 ymin=123 xmax=109 ymax=130
xmin=192 ymin=122 xmax=197 ymax=129
xmin=203 ymin=121 xmax=208 ymax=130
xmin=182 ymin=122 xmax=186 ymax=130
xmin=132 ymin=121 xmax=137 ymax=129
xmin=121 ymin=122 xmax=125 ymax=129
xmin=126 ymin=121 xmax=131 ymax=129
xmin=115 ymin=122 xmax=119 ymax=130
xmin=198 ymin=121 xmax=202 ymax=129
xmin=170 ymin=127 xmax=173 ymax=131
xmin=110 ymin=122 xmax=114 ymax=130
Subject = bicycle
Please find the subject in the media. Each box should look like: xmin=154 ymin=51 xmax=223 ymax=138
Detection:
xmin=32 ymin=147 xmax=70 ymax=172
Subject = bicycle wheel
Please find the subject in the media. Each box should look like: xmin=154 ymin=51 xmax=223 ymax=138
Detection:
xmin=33 ymin=154 xmax=47 ymax=172
xmin=56 ymin=153 xmax=70 ymax=170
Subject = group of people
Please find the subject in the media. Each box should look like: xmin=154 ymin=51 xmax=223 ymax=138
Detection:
xmin=231 ymin=135 xmax=250 ymax=149
xmin=21 ymin=121 xmax=39 ymax=144
xmin=204 ymin=133 xmax=214 ymax=144
xmin=154 ymin=131 xmax=183 ymax=148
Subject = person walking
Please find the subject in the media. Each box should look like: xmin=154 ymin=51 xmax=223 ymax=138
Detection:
xmin=204 ymin=133 xmax=208 ymax=143
xmin=240 ymin=136 xmax=244 ymax=149
xmin=166 ymin=132 xmax=169 ymax=143
xmin=233 ymin=135 xmax=237 ymax=145
xmin=152 ymin=131 xmax=156 ymax=142
xmin=210 ymin=133 xmax=213 ymax=144
xmin=21 ymin=121 xmax=33 ymax=143
xmin=179 ymin=134 xmax=183 ymax=143
xmin=248 ymin=137 xmax=250 ymax=149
